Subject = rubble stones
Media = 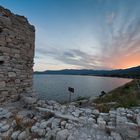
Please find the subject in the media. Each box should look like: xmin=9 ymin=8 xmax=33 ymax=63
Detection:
xmin=125 ymin=122 xmax=139 ymax=139
xmin=11 ymin=130 xmax=21 ymax=140
xmin=56 ymin=129 xmax=69 ymax=140
xmin=0 ymin=100 xmax=140 ymax=140
xmin=136 ymin=113 xmax=140 ymax=126
xmin=18 ymin=131 xmax=27 ymax=140
xmin=111 ymin=132 xmax=122 ymax=140
xmin=22 ymin=96 xmax=37 ymax=105
xmin=0 ymin=108 xmax=12 ymax=119
xmin=0 ymin=124 xmax=10 ymax=133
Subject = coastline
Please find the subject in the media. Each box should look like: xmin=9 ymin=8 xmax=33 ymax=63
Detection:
xmin=34 ymin=73 xmax=134 ymax=79
xmin=0 ymin=80 xmax=140 ymax=139
xmin=34 ymin=65 xmax=140 ymax=79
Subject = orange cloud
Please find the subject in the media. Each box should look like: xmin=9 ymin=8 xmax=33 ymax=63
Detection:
xmin=103 ymin=51 xmax=140 ymax=69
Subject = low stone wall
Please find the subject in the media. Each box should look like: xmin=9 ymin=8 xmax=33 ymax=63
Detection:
xmin=0 ymin=6 xmax=35 ymax=104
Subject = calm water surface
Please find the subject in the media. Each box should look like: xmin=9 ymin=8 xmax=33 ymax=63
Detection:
xmin=33 ymin=75 xmax=132 ymax=102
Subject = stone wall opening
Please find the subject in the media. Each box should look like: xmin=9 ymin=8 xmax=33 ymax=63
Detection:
xmin=0 ymin=60 xmax=4 ymax=65
xmin=0 ymin=51 xmax=4 ymax=65
xmin=0 ymin=27 xmax=2 ymax=33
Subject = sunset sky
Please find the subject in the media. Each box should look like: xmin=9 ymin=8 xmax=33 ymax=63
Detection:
xmin=1 ymin=0 xmax=140 ymax=71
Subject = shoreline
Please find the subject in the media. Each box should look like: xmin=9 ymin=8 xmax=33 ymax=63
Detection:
xmin=34 ymin=73 xmax=135 ymax=80
xmin=34 ymin=76 xmax=132 ymax=105
xmin=0 ymin=79 xmax=140 ymax=139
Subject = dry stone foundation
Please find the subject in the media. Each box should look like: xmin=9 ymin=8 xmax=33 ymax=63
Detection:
xmin=0 ymin=6 xmax=35 ymax=104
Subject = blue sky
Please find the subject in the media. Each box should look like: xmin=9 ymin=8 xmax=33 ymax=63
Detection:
xmin=1 ymin=0 xmax=140 ymax=71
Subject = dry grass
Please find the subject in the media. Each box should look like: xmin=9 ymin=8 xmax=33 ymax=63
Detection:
xmin=12 ymin=112 xmax=36 ymax=131
xmin=94 ymin=79 xmax=140 ymax=111
xmin=1 ymin=136 xmax=11 ymax=140
xmin=13 ymin=114 xmax=24 ymax=130
xmin=42 ymin=112 xmax=54 ymax=120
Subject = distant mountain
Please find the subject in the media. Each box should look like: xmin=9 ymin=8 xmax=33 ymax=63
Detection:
xmin=34 ymin=65 xmax=140 ymax=78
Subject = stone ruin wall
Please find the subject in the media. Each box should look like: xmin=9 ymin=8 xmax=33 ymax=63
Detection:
xmin=0 ymin=6 xmax=35 ymax=104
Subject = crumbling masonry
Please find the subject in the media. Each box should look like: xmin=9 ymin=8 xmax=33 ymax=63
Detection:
xmin=0 ymin=6 xmax=35 ymax=104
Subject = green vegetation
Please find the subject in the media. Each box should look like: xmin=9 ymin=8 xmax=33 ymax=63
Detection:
xmin=94 ymin=79 xmax=140 ymax=109
xmin=60 ymin=96 xmax=89 ymax=106
xmin=95 ymin=103 xmax=111 ymax=113
xmin=75 ymin=96 xmax=89 ymax=101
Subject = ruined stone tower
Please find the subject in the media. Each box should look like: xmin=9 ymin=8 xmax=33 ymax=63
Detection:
xmin=0 ymin=6 xmax=35 ymax=103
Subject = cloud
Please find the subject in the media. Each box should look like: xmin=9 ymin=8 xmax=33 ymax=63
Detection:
xmin=36 ymin=44 xmax=103 ymax=69
xmin=34 ymin=1 xmax=140 ymax=70
xmin=55 ymin=49 xmax=103 ymax=68
xmin=35 ymin=15 xmax=140 ymax=70
xmin=36 ymin=47 xmax=58 ymax=57
xmin=99 ymin=12 xmax=140 ymax=69
xmin=63 ymin=51 xmax=75 ymax=58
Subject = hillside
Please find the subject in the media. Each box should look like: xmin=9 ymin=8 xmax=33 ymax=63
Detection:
xmin=94 ymin=79 xmax=140 ymax=109
xmin=34 ymin=65 xmax=140 ymax=78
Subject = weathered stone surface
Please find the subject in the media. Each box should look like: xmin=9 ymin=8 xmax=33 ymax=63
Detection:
xmin=0 ymin=6 xmax=35 ymax=104
xmin=11 ymin=130 xmax=21 ymax=140
xmin=61 ymin=121 xmax=67 ymax=127
xmin=0 ymin=108 xmax=12 ymax=119
xmin=0 ymin=81 xmax=6 ymax=88
xmin=92 ymin=109 xmax=100 ymax=116
xmin=36 ymin=128 xmax=46 ymax=136
xmin=125 ymin=122 xmax=139 ymax=139
xmin=67 ymin=135 xmax=75 ymax=140
xmin=136 ymin=113 xmax=140 ymax=126
xmin=111 ymin=132 xmax=122 ymax=140
xmin=56 ymin=129 xmax=69 ymax=140
xmin=18 ymin=131 xmax=27 ymax=140
xmin=1 ymin=103 xmax=140 ymax=140
xmin=39 ymin=121 xmax=48 ymax=129
xmin=0 ymin=124 xmax=10 ymax=133
xmin=8 ymin=72 xmax=16 ymax=77
xmin=97 ymin=117 xmax=106 ymax=129
xmin=22 ymin=96 xmax=37 ymax=104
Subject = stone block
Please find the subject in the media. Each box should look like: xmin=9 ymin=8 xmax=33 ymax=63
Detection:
xmin=8 ymin=72 xmax=16 ymax=77
xmin=0 ymin=81 xmax=6 ymax=88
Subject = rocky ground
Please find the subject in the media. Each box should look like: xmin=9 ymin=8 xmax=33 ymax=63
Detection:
xmin=0 ymin=94 xmax=140 ymax=140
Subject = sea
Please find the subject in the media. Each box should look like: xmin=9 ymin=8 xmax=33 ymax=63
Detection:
xmin=33 ymin=74 xmax=132 ymax=102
